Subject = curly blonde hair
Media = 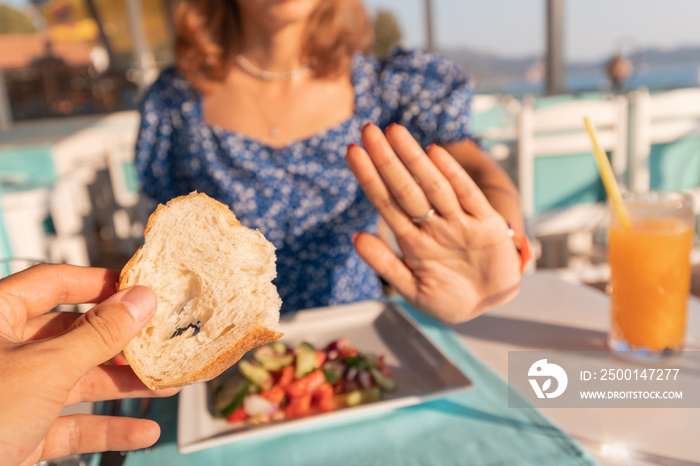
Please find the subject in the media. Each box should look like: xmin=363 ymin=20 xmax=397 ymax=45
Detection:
xmin=174 ymin=0 xmax=374 ymax=91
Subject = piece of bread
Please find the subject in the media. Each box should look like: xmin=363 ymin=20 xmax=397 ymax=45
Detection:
xmin=120 ymin=192 xmax=283 ymax=389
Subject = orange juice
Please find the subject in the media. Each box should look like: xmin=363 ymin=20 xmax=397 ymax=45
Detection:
xmin=609 ymin=217 xmax=694 ymax=351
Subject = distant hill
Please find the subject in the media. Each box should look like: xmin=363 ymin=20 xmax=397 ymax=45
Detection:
xmin=440 ymin=47 xmax=540 ymax=83
xmin=634 ymin=46 xmax=700 ymax=66
xmin=439 ymin=45 xmax=700 ymax=91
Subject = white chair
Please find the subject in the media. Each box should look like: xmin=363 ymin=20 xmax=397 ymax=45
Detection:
xmin=103 ymin=111 xmax=153 ymax=256
xmin=629 ymin=87 xmax=700 ymax=264
xmin=0 ymin=144 xmax=57 ymax=267
xmin=472 ymin=94 xmax=520 ymax=170
xmin=103 ymin=111 xmax=141 ymax=209
xmin=50 ymin=126 xmax=110 ymax=267
xmin=516 ymin=94 xmax=629 ymax=271
xmin=0 ymin=188 xmax=52 ymax=266
xmin=629 ymin=87 xmax=700 ymax=203
xmin=1 ymin=115 xmax=109 ymax=268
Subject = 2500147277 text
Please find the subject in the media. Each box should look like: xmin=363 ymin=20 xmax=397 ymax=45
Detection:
xmin=580 ymin=368 xmax=680 ymax=382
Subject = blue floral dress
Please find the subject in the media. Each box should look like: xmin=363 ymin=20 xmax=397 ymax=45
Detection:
xmin=135 ymin=48 xmax=474 ymax=313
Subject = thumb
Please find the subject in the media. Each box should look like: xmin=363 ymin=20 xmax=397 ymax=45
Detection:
xmin=48 ymin=286 xmax=156 ymax=382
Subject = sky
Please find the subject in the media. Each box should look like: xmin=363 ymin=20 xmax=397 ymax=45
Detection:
xmin=363 ymin=0 xmax=700 ymax=62
xmin=4 ymin=0 xmax=700 ymax=63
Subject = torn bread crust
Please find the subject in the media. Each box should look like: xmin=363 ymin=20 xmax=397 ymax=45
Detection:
xmin=120 ymin=192 xmax=283 ymax=390
xmin=123 ymin=327 xmax=282 ymax=389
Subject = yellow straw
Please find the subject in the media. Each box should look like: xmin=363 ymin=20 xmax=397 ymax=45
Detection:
xmin=583 ymin=117 xmax=632 ymax=230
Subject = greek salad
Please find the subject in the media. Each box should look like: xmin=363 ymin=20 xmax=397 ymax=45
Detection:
xmin=208 ymin=338 xmax=397 ymax=425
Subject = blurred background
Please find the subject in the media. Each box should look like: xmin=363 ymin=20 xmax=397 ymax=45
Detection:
xmin=4 ymin=0 xmax=700 ymax=118
xmin=0 ymin=0 xmax=699 ymax=292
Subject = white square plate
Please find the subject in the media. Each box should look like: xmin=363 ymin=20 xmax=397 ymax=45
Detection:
xmin=177 ymin=300 xmax=473 ymax=454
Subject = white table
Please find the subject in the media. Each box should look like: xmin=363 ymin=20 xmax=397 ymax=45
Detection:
xmin=453 ymin=271 xmax=700 ymax=466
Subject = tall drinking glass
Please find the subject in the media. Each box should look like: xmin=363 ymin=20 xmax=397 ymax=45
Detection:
xmin=608 ymin=191 xmax=695 ymax=360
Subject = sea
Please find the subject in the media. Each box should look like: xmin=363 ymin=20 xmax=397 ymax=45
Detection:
xmin=474 ymin=63 xmax=700 ymax=96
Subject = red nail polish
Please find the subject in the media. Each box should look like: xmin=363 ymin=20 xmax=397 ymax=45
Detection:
xmin=426 ymin=143 xmax=436 ymax=152
xmin=362 ymin=122 xmax=375 ymax=131
xmin=351 ymin=231 xmax=360 ymax=245
xmin=347 ymin=143 xmax=360 ymax=152
xmin=387 ymin=122 xmax=398 ymax=131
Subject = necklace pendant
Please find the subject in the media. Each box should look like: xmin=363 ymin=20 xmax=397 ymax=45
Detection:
xmin=270 ymin=128 xmax=279 ymax=138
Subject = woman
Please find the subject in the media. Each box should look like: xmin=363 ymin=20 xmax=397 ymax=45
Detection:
xmin=135 ymin=0 xmax=528 ymax=323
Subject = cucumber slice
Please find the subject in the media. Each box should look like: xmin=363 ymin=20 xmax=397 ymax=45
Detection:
xmin=253 ymin=346 xmax=294 ymax=371
xmin=294 ymin=342 xmax=316 ymax=379
xmin=239 ymin=360 xmax=273 ymax=390
xmin=370 ymin=367 xmax=397 ymax=392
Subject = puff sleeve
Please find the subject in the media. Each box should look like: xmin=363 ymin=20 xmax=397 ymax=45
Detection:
xmin=377 ymin=48 xmax=475 ymax=148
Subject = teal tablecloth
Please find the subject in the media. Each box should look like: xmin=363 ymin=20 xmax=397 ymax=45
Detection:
xmin=123 ymin=301 xmax=598 ymax=466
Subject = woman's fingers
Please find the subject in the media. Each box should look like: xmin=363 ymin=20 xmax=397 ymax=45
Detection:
xmin=65 ymin=365 xmax=179 ymax=406
xmin=0 ymin=264 xmax=119 ymax=320
xmin=353 ymin=232 xmax=417 ymax=301
xmin=40 ymin=286 xmax=157 ymax=386
xmin=349 ymin=123 xmax=483 ymax=234
xmin=427 ymin=143 xmax=495 ymax=219
xmin=384 ymin=124 xmax=462 ymax=217
xmin=28 ymin=414 xmax=160 ymax=465
xmin=360 ymin=123 xmax=433 ymax=220
xmin=346 ymin=143 xmax=415 ymax=237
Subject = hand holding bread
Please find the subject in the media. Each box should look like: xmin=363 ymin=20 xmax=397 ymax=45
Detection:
xmin=0 ymin=265 xmax=174 ymax=465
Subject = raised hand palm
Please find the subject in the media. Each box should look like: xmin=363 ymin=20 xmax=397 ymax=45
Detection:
xmin=347 ymin=123 xmax=521 ymax=323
